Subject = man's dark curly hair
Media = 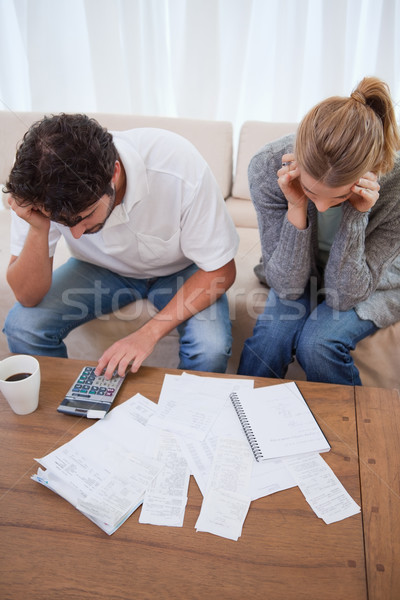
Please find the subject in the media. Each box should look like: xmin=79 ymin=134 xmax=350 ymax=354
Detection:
xmin=4 ymin=113 xmax=118 ymax=226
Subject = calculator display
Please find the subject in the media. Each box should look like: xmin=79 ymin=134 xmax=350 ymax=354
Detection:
xmin=57 ymin=366 xmax=126 ymax=418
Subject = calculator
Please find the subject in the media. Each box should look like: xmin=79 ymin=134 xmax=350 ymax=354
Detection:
xmin=57 ymin=366 xmax=126 ymax=419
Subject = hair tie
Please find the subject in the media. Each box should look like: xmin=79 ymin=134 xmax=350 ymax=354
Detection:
xmin=350 ymin=90 xmax=367 ymax=105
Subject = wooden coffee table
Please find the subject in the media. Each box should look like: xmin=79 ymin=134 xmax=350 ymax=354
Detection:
xmin=0 ymin=356 xmax=399 ymax=599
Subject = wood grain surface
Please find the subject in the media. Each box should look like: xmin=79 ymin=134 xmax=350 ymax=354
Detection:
xmin=356 ymin=385 xmax=400 ymax=600
xmin=0 ymin=357 xmax=375 ymax=600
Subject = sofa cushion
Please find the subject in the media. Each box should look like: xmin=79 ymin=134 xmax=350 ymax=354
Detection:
xmin=225 ymin=197 xmax=258 ymax=229
xmin=226 ymin=121 xmax=298 ymax=229
xmin=227 ymin=227 xmax=264 ymax=371
xmin=0 ymin=111 xmax=233 ymax=201
xmin=350 ymin=325 xmax=400 ymax=390
xmin=232 ymin=121 xmax=298 ymax=201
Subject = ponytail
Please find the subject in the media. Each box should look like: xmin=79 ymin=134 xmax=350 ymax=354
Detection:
xmin=351 ymin=77 xmax=400 ymax=174
xmin=295 ymin=77 xmax=400 ymax=186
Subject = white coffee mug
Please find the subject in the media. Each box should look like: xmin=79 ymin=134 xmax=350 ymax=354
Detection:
xmin=0 ymin=355 xmax=41 ymax=415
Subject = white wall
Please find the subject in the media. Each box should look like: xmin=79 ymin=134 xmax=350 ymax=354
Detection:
xmin=1 ymin=0 xmax=399 ymax=140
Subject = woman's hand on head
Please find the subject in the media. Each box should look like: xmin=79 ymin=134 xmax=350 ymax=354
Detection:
xmin=277 ymin=154 xmax=308 ymax=211
xmin=277 ymin=154 xmax=308 ymax=229
xmin=349 ymin=172 xmax=380 ymax=213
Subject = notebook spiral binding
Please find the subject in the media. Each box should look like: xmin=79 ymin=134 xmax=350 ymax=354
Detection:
xmin=229 ymin=392 xmax=264 ymax=462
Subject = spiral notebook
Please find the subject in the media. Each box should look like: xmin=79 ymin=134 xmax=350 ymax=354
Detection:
xmin=229 ymin=381 xmax=330 ymax=462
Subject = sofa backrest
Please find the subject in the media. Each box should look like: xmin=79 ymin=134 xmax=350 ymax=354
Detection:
xmin=0 ymin=111 xmax=233 ymax=200
xmin=232 ymin=121 xmax=298 ymax=201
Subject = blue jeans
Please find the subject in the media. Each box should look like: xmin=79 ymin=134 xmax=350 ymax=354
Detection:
xmin=4 ymin=258 xmax=232 ymax=373
xmin=237 ymin=287 xmax=378 ymax=386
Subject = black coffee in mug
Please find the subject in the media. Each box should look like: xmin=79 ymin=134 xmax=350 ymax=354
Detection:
xmin=5 ymin=372 xmax=32 ymax=382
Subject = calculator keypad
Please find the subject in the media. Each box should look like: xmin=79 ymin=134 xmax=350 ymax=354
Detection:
xmin=68 ymin=366 xmax=124 ymax=402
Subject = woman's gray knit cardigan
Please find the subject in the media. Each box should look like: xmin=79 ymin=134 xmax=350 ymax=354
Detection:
xmin=249 ymin=134 xmax=400 ymax=328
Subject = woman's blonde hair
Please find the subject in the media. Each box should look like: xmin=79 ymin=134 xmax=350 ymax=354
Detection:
xmin=295 ymin=77 xmax=400 ymax=186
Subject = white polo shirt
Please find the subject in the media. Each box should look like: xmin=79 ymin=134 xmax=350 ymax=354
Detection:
xmin=10 ymin=128 xmax=239 ymax=278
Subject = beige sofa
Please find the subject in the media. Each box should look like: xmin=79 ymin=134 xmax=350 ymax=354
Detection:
xmin=0 ymin=111 xmax=399 ymax=391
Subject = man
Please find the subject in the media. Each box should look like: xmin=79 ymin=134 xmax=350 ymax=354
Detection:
xmin=4 ymin=113 xmax=238 ymax=378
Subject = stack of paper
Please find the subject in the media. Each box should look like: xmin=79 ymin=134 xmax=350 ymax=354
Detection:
xmin=32 ymin=375 xmax=360 ymax=539
xmin=33 ymin=394 xmax=166 ymax=534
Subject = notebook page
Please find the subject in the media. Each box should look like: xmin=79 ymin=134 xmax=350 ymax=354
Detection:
xmin=232 ymin=382 xmax=330 ymax=460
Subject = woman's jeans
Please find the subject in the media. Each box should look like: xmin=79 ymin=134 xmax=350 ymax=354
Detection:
xmin=4 ymin=258 xmax=232 ymax=373
xmin=237 ymin=287 xmax=378 ymax=386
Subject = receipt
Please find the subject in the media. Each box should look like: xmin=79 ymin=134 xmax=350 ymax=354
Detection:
xmin=139 ymin=432 xmax=190 ymax=527
xmin=283 ymin=453 xmax=360 ymax=524
xmin=195 ymin=489 xmax=251 ymax=541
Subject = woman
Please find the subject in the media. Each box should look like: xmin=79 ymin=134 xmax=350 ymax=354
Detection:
xmin=238 ymin=77 xmax=400 ymax=385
